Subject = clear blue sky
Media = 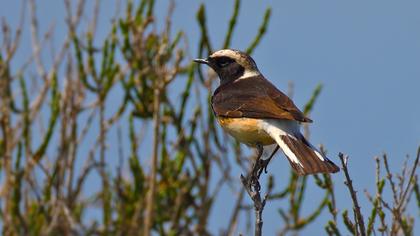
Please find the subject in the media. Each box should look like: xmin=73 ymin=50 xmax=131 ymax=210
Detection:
xmin=2 ymin=0 xmax=420 ymax=235
xmin=161 ymin=1 xmax=420 ymax=234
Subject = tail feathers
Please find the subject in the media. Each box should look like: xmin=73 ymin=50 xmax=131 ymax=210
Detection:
xmin=260 ymin=119 xmax=340 ymax=175
xmin=279 ymin=135 xmax=339 ymax=175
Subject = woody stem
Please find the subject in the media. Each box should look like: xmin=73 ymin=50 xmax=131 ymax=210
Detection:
xmin=240 ymin=143 xmax=268 ymax=236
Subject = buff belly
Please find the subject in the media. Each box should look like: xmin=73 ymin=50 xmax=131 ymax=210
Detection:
xmin=217 ymin=117 xmax=275 ymax=146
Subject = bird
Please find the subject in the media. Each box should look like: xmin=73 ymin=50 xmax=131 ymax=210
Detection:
xmin=194 ymin=49 xmax=339 ymax=176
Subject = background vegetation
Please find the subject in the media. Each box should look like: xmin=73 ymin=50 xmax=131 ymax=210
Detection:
xmin=0 ymin=0 xmax=418 ymax=235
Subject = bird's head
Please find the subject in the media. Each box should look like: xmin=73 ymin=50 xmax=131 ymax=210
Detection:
xmin=194 ymin=49 xmax=260 ymax=84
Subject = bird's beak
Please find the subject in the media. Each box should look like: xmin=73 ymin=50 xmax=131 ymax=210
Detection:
xmin=193 ymin=58 xmax=209 ymax=65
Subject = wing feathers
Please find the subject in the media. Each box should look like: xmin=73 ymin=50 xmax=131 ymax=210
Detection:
xmin=212 ymin=75 xmax=312 ymax=122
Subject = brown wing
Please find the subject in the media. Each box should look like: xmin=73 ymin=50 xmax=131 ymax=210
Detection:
xmin=211 ymin=75 xmax=312 ymax=122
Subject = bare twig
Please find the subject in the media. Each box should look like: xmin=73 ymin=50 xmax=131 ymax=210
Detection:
xmin=339 ymin=153 xmax=366 ymax=236
xmin=241 ymin=174 xmax=267 ymax=236
xmin=397 ymin=146 xmax=420 ymax=211
xmin=240 ymin=145 xmax=269 ymax=236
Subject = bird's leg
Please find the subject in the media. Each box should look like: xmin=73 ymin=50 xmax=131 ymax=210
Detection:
xmin=249 ymin=143 xmax=264 ymax=191
xmin=257 ymin=145 xmax=280 ymax=178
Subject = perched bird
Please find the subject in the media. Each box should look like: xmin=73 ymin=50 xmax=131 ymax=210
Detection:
xmin=194 ymin=49 xmax=339 ymax=175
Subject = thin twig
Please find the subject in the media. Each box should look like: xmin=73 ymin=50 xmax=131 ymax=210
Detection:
xmin=240 ymin=145 xmax=268 ymax=236
xmin=339 ymin=152 xmax=366 ymax=236
xmin=241 ymin=174 xmax=267 ymax=236
xmin=397 ymin=146 xmax=420 ymax=211
xmin=143 ymin=85 xmax=161 ymax=236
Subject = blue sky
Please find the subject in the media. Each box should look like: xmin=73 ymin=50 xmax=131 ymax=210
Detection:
xmin=171 ymin=1 xmax=420 ymax=234
xmin=2 ymin=0 xmax=420 ymax=235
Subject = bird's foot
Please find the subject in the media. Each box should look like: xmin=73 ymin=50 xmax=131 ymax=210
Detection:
xmin=256 ymin=145 xmax=280 ymax=178
xmin=247 ymin=144 xmax=280 ymax=192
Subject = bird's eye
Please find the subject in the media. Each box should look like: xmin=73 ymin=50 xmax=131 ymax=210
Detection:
xmin=218 ymin=61 xmax=230 ymax=67
xmin=215 ymin=57 xmax=234 ymax=68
